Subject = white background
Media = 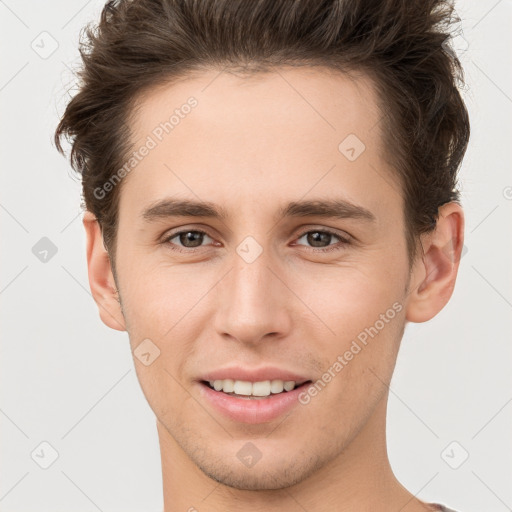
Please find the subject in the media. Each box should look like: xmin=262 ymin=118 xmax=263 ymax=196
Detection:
xmin=0 ymin=1 xmax=511 ymax=511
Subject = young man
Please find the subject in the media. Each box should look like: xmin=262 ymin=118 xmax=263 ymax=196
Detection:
xmin=55 ymin=0 xmax=469 ymax=510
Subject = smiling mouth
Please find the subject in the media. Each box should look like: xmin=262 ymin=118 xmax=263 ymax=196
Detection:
xmin=201 ymin=379 xmax=312 ymax=399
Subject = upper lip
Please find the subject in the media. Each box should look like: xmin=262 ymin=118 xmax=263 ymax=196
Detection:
xmin=200 ymin=366 xmax=311 ymax=385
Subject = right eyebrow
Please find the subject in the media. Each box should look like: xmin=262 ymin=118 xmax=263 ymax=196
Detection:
xmin=141 ymin=198 xmax=228 ymax=222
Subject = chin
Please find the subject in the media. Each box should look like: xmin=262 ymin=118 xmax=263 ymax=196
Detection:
xmin=194 ymin=451 xmax=324 ymax=491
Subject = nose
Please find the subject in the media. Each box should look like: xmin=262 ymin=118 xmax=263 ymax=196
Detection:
xmin=213 ymin=247 xmax=292 ymax=346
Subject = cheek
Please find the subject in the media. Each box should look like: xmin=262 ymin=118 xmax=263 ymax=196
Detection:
xmin=116 ymin=266 xmax=204 ymax=417
xmin=295 ymin=308 xmax=405 ymax=444
xmin=292 ymin=260 xmax=407 ymax=403
xmin=118 ymin=258 xmax=206 ymax=337
xmin=123 ymin=274 xmax=201 ymax=421
xmin=294 ymin=259 xmax=406 ymax=344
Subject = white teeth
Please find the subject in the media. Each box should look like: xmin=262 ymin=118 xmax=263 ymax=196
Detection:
xmin=270 ymin=379 xmax=284 ymax=393
xmin=233 ymin=380 xmax=252 ymax=395
xmin=283 ymin=381 xmax=295 ymax=391
xmin=252 ymin=380 xmax=271 ymax=397
xmin=209 ymin=379 xmax=299 ymax=396
xmin=222 ymin=378 xmax=235 ymax=393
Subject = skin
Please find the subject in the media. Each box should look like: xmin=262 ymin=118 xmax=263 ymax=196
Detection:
xmin=83 ymin=67 xmax=464 ymax=512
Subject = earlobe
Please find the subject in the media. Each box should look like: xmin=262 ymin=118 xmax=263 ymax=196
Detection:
xmin=405 ymin=202 xmax=465 ymax=323
xmin=83 ymin=211 xmax=126 ymax=332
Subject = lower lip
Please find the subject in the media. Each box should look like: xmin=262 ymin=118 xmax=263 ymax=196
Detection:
xmin=197 ymin=381 xmax=311 ymax=424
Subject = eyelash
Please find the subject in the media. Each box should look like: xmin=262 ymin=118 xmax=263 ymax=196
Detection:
xmin=161 ymin=228 xmax=351 ymax=254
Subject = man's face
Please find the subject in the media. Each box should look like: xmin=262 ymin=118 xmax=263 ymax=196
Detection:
xmin=114 ymin=67 xmax=413 ymax=489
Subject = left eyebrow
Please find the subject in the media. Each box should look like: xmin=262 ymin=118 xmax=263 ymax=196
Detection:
xmin=140 ymin=197 xmax=376 ymax=223
xmin=277 ymin=198 xmax=376 ymax=223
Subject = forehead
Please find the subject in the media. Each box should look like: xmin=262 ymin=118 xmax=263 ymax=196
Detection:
xmin=130 ymin=66 xmax=381 ymax=148
xmin=119 ymin=66 xmax=402 ymax=225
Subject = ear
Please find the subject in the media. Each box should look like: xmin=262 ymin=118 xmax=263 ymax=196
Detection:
xmin=405 ymin=202 xmax=465 ymax=323
xmin=83 ymin=211 xmax=126 ymax=331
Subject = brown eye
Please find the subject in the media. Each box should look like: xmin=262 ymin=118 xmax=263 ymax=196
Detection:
xmin=163 ymin=230 xmax=214 ymax=251
xmin=295 ymin=229 xmax=350 ymax=252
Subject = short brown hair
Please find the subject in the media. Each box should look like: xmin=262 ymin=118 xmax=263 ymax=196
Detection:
xmin=54 ymin=0 xmax=470 ymax=272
